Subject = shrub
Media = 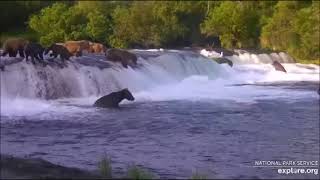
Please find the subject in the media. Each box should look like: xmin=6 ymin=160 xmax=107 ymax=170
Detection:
xmin=191 ymin=172 xmax=208 ymax=179
xmin=98 ymin=156 xmax=112 ymax=178
xmin=126 ymin=165 xmax=154 ymax=179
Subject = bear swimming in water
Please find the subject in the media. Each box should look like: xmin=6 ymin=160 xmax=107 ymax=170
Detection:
xmin=93 ymin=88 xmax=135 ymax=108
xmin=2 ymin=38 xmax=28 ymax=57
xmin=272 ymin=60 xmax=287 ymax=73
xmin=105 ymin=48 xmax=137 ymax=68
xmin=24 ymin=42 xmax=46 ymax=65
xmin=45 ymin=44 xmax=72 ymax=62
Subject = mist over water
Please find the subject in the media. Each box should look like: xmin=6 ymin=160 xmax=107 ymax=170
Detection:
xmin=1 ymin=50 xmax=319 ymax=178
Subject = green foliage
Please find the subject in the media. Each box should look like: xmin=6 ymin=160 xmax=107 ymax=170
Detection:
xmin=98 ymin=156 xmax=112 ymax=178
xmin=292 ymin=1 xmax=320 ymax=60
xmin=76 ymin=1 xmax=129 ymax=17
xmin=126 ymin=165 xmax=153 ymax=179
xmin=257 ymin=1 xmax=278 ymax=27
xmin=86 ymin=10 xmax=111 ymax=43
xmin=201 ymin=1 xmax=260 ymax=48
xmin=108 ymin=6 xmax=133 ymax=48
xmin=1 ymin=0 xmax=317 ymax=63
xmin=260 ymin=1 xmax=300 ymax=51
xmin=76 ymin=1 xmax=116 ymax=44
xmin=261 ymin=1 xmax=319 ymax=61
xmin=28 ymin=2 xmax=115 ymax=46
xmin=29 ymin=3 xmax=70 ymax=46
xmin=110 ymin=1 xmax=187 ymax=48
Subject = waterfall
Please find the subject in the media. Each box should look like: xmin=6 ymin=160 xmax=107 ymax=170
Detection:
xmin=200 ymin=49 xmax=296 ymax=64
xmin=0 ymin=50 xmax=225 ymax=99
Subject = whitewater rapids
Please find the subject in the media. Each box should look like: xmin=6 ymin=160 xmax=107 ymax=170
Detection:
xmin=0 ymin=49 xmax=319 ymax=116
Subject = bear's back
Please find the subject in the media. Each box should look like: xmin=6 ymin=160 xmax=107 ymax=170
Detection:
xmin=94 ymin=92 xmax=122 ymax=108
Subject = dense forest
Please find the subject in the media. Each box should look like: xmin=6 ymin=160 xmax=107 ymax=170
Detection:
xmin=0 ymin=1 xmax=319 ymax=63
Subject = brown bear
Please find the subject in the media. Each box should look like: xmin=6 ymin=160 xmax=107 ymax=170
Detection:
xmin=64 ymin=40 xmax=91 ymax=57
xmin=93 ymin=88 xmax=135 ymax=108
xmin=2 ymin=38 xmax=29 ymax=57
xmin=105 ymin=48 xmax=137 ymax=68
xmin=44 ymin=44 xmax=72 ymax=62
xmin=89 ymin=42 xmax=107 ymax=54
xmin=272 ymin=60 xmax=287 ymax=73
xmin=24 ymin=42 xmax=46 ymax=65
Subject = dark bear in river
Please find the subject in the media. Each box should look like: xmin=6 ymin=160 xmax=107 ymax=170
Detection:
xmin=24 ymin=42 xmax=46 ymax=65
xmin=45 ymin=44 xmax=72 ymax=62
xmin=94 ymin=88 xmax=135 ymax=108
xmin=106 ymin=48 xmax=137 ymax=68
xmin=272 ymin=60 xmax=287 ymax=73
xmin=2 ymin=38 xmax=28 ymax=57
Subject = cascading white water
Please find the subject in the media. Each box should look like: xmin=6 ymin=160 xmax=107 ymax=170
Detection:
xmin=200 ymin=49 xmax=296 ymax=64
xmin=228 ymin=51 xmax=295 ymax=64
xmin=199 ymin=49 xmax=319 ymax=83
xmin=0 ymin=49 xmax=319 ymax=117
xmin=0 ymin=50 xmax=225 ymax=100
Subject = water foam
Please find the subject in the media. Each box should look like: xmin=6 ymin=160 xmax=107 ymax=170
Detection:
xmin=1 ymin=50 xmax=319 ymax=117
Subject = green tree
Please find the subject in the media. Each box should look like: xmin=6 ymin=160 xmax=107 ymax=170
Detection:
xmin=260 ymin=1 xmax=301 ymax=51
xmin=86 ymin=10 xmax=112 ymax=43
xmin=109 ymin=1 xmax=187 ymax=48
xmin=108 ymin=6 xmax=132 ymax=48
xmin=260 ymin=1 xmax=319 ymax=61
xmin=170 ymin=1 xmax=207 ymax=46
xmin=28 ymin=2 xmax=114 ymax=46
xmin=29 ymin=3 xmax=70 ymax=46
xmin=292 ymin=1 xmax=320 ymax=60
xmin=201 ymin=1 xmax=260 ymax=48
xmin=63 ymin=5 xmax=88 ymax=41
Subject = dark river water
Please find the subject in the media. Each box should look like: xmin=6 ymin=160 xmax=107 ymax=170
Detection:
xmin=1 ymin=84 xmax=319 ymax=179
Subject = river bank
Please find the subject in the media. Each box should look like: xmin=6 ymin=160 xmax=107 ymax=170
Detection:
xmin=0 ymin=154 xmax=101 ymax=179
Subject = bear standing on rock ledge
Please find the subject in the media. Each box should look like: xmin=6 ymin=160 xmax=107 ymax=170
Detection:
xmin=105 ymin=48 xmax=138 ymax=68
xmin=45 ymin=44 xmax=72 ymax=62
xmin=64 ymin=40 xmax=91 ymax=57
xmin=24 ymin=42 xmax=46 ymax=65
xmin=89 ymin=42 xmax=107 ymax=54
xmin=1 ymin=38 xmax=29 ymax=57
xmin=93 ymin=88 xmax=135 ymax=108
